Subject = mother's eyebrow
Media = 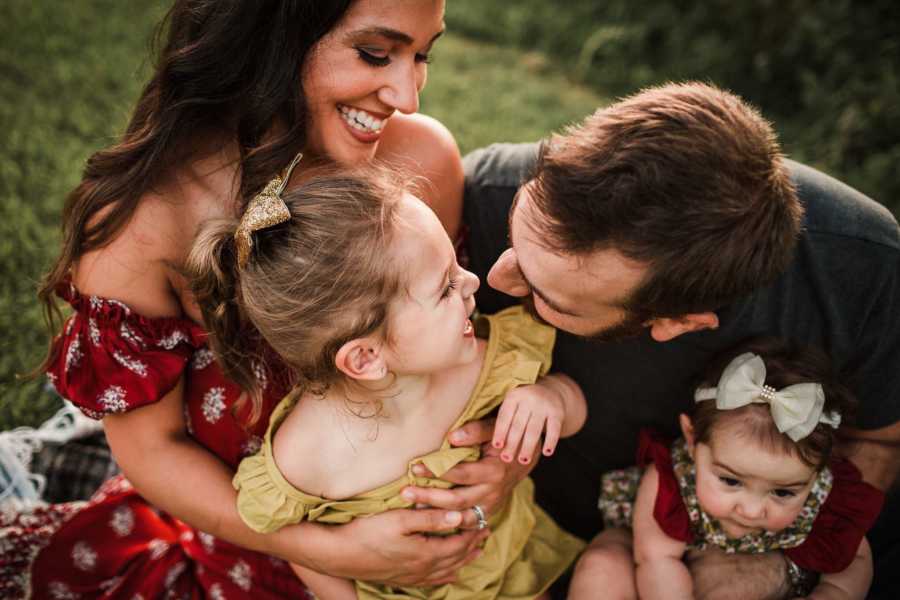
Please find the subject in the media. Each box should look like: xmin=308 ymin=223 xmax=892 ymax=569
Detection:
xmin=346 ymin=27 xmax=444 ymax=46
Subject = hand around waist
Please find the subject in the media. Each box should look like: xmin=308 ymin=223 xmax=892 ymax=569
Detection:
xmin=399 ymin=417 xmax=539 ymax=530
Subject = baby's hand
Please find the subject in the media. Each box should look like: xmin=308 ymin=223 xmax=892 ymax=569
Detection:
xmin=491 ymin=385 xmax=565 ymax=464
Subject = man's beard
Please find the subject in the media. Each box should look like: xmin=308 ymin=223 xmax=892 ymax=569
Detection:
xmin=521 ymin=296 xmax=648 ymax=343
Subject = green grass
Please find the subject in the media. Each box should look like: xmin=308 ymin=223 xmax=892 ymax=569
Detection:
xmin=0 ymin=2 xmax=607 ymax=429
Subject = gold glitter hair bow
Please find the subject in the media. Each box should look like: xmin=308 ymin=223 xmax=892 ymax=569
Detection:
xmin=235 ymin=153 xmax=303 ymax=268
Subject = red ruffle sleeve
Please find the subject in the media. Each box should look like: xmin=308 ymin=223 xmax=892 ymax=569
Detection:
xmin=46 ymin=282 xmax=207 ymax=419
xmin=785 ymin=458 xmax=885 ymax=573
xmin=637 ymin=429 xmax=694 ymax=543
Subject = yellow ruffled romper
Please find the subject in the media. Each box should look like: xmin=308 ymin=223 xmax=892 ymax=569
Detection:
xmin=233 ymin=306 xmax=585 ymax=599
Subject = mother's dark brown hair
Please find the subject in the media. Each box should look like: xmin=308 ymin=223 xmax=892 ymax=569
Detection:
xmin=38 ymin=0 xmax=352 ymax=352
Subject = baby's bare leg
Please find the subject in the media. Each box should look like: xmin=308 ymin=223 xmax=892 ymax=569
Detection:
xmin=568 ymin=528 xmax=637 ymax=600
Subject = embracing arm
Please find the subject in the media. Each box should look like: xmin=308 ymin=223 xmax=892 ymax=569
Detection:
xmin=805 ymin=538 xmax=873 ymax=600
xmin=632 ymin=464 xmax=693 ymax=600
xmin=401 ymin=375 xmax=584 ymax=527
xmin=105 ymin=383 xmax=486 ymax=585
xmin=839 ymin=420 xmax=900 ymax=491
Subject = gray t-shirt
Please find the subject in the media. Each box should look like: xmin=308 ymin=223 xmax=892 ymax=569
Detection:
xmin=463 ymin=142 xmax=900 ymax=541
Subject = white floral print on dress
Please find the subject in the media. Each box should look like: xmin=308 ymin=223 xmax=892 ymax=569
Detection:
xmin=72 ymin=540 xmax=97 ymax=571
xmin=113 ymin=350 xmax=149 ymax=377
xmin=157 ymin=329 xmax=189 ymax=350
xmin=99 ymin=575 xmax=124 ymax=592
xmin=48 ymin=581 xmax=80 ymax=600
xmin=241 ymin=435 xmax=263 ymax=458
xmin=164 ymin=561 xmax=186 ymax=588
xmin=89 ymin=317 xmax=101 ymax=346
xmin=120 ymin=322 xmax=146 ymax=349
xmin=65 ymin=335 xmax=83 ymax=372
xmin=109 ymin=505 xmax=135 ymax=537
xmin=209 ymin=583 xmax=227 ymax=600
xmin=198 ymin=531 xmax=216 ymax=554
xmin=252 ymin=360 xmax=268 ymax=390
xmin=192 ymin=348 xmax=215 ymax=370
xmin=99 ymin=386 xmax=128 ymax=414
xmin=148 ymin=538 xmax=169 ymax=560
xmin=202 ymin=387 xmax=226 ymax=423
xmin=228 ymin=559 xmax=253 ymax=591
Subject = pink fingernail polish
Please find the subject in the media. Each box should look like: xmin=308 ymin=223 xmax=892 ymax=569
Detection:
xmin=520 ymin=457 xmax=530 ymax=464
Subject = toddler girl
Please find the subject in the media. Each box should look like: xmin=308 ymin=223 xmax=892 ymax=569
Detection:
xmin=186 ymin=159 xmax=587 ymax=600
xmin=569 ymin=338 xmax=884 ymax=600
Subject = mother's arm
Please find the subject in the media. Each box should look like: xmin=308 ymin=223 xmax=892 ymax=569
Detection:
xmin=76 ymin=189 xmax=482 ymax=586
xmin=104 ymin=385 xmax=486 ymax=586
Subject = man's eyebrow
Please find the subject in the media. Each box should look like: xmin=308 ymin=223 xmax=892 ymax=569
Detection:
xmin=507 ymin=190 xmax=581 ymax=318
xmin=347 ymin=27 xmax=444 ymax=46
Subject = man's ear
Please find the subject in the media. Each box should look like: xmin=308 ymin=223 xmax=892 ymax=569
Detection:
xmin=335 ymin=338 xmax=387 ymax=381
xmin=647 ymin=312 xmax=719 ymax=342
xmin=679 ymin=413 xmax=696 ymax=458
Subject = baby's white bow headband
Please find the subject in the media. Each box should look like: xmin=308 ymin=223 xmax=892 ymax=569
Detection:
xmin=694 ymin=352 xmax=841 ymax=441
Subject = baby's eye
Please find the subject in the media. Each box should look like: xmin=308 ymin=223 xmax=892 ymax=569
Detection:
xmin=772 ymin=488 xmax=796 ymax=499
xmin=719 ymin=476 xmax=740 ymax=487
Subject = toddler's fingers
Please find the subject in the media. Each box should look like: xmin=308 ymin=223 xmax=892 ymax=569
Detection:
xmin=501 ymin=408 xmax=530 ymax=462
xmin=492 ymin=401 xmax=517 ymax=449
xmin=542 ymin=418 xmax=562 ymax=456
xmin=518 ymin=415 xmax=545 ymax=464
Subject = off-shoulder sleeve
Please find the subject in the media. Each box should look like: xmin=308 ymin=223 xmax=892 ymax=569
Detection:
xmin=785 ymin=459 xmax=885 ymax=573
xmin=458 ymin=305 xmax=556 ymax=424
xmin=637 ymin=429 xmax=693 ymax=543
xmin=232 ymin=451 xmax=316 ymax=533
xmin=46 ymin=282 xmax=207 ymax=419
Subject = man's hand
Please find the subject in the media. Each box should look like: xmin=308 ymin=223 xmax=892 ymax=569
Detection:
xmin=686 ymin=548 xmax=792 ymax=600
xmin=400 ymin=418 xmax=538 ymax=529
xmin=297 ymin=507 xmax=489 ymax=587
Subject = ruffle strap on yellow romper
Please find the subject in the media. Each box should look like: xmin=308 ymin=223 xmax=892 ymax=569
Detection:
xmin=233 ymin=306 xmax=585 ymax=599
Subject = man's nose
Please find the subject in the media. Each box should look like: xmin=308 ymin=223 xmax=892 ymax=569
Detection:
xmin=487 ymin=248 xmax=529 ymax=297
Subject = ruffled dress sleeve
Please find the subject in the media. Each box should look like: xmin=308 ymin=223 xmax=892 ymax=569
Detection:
xmin=452 ymin=305 xmax=556 ymax=424
xmin=46 ymin=282 xmax=207 ymax=419
xmin=785 ymin=458 xmax=885 ymax=573
xmin=637 ymin=429 xmax=694 ymax=543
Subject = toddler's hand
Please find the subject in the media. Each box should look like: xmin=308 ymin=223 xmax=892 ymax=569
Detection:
xmin=491 ymin=385 xmax=565 ymax=464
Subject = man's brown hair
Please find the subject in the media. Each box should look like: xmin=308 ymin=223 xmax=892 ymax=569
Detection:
xmin=530 ymin=82 xmax=803 ymax=318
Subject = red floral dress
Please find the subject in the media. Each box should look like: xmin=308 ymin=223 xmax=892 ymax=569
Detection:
xmin=0 ymin=282 xmax=312 ymax=600
xmin=598 ymin=430 xmax=885 ymax=573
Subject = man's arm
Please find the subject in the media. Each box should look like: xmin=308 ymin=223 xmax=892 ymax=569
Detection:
xmin=839 ymin=421 xmax=900 ymax=492
xmin=686 ymin=549 xmax=793 ymax=600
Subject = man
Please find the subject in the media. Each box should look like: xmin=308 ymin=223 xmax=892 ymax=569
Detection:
xmin=463 ymin=83 xmax=900 ymax=598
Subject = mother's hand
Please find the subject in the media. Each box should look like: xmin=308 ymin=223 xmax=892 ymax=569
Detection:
xmin=287 ymin=507 xmax=489 ymax=587
xmin=399 ymin=418 xmax=538 ymax=529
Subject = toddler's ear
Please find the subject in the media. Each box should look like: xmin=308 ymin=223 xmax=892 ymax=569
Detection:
xmin=679 ymin=413 xmax=696 ymax=458
xmin=335 ymin=338 xmax=387 ymax=381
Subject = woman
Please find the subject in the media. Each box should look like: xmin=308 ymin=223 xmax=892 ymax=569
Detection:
xmin=1 ymin=1 xmax=535 ymax=597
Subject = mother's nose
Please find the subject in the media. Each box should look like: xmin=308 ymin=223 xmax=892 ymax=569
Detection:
xmin=488 ymin=248 xmax=529 ymax=297
xmin=377 ymin=62 xmax=421 ymax=115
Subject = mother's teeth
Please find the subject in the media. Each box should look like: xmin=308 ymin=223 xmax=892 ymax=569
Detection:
xmin=338 ymin=105 xmax=384 ymax=133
